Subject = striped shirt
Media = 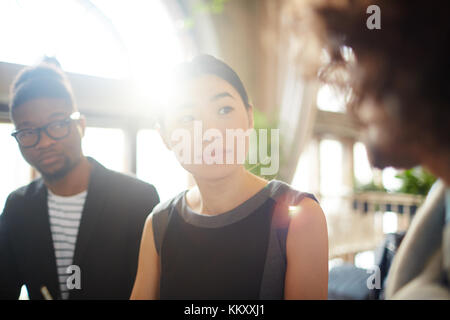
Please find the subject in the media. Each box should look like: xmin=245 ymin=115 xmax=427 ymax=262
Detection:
xmin=47 ymin=189 xmax=86 ymax=300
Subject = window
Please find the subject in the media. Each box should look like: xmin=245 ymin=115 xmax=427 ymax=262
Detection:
xmin=0 ymin=123 xmax=32 ymax=213
xmin=0 ymin=0 xmax=184 ymax=90
xmin=382 ymin=167 xmax=402 ymax=192
xmin=353 ymin=142 xmax=374 ymax=186
xmin=320 ymin=139 xmax=343 ymax=197
xmin=354 ymin=250 xmax=375 ymax=269
xmin=316 ymin=84 xmax=347 ymax=113
xmin=0 ymin=0 xmax=127 ymax=78
xmin=383 ymin=211 xmax=398 ymax=234
xmin=137 ymin=129 xmax=189 ymax=203
xmin=319 ymin=139 xmax=344 ymax=214
xmin=82 ymin=127 xmax=126 ymax=173
xmin=316 ymin=46 xmax=354 ymax=113
xmin=291 ymin=140 xmax=314 ymax=193
xmin=92 ymin=0 xmax=184 ymax=96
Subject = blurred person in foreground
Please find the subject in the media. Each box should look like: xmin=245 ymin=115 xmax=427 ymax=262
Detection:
xmin=0 ymin=58 xmax=160 ymax=299
xmin=297 ymin=0 xmax=450 ymax=299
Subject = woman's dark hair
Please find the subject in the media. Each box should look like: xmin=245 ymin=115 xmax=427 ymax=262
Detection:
xmin=173 ymin=54 xmax=251 ymax=109
xmin=298 ymin=0 xmax=450 ymax=148
xmin=9 ymin=57 xmax=75 ymax=113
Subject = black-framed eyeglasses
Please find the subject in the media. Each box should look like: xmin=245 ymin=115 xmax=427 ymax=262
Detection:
xmin=11 ymin=112 xmax=81 ymax=148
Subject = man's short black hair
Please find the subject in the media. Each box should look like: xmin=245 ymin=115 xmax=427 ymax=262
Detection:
xmin=9 ymin=59 xmax=75 ymax=114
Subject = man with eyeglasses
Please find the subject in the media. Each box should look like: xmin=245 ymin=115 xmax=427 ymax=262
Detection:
xmin=11 ymin=111 xmax=82 ymax=151
xmin=0 ymin=60 xmax=160 ymax=300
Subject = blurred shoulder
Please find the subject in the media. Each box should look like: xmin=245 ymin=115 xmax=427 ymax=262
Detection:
xmin=267 ymin=179 xmax=319 ymax=206
xmin=150 ymin=191 xmax=185 ymax=220
xmin=91 ymin=159 xmax=158 ymax=198
xmin=5 ymin=178 xmax=44 ymax=203
xmin=267 ymin=180 xmax=324 ymax=229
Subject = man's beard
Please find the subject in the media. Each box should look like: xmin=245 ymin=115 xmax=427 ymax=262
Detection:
xmin=39 ymin=156 xmax=77 ymax=182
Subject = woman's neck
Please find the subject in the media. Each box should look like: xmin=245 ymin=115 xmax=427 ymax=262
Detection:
xmin=187 ymin=167 xmax=268 ymax=215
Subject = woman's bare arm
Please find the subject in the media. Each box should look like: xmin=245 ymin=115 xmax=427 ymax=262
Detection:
xmin=130 ymin=213 xmax=160 ymax=300
xmin=284 ymin=197 xmax=329 ymax=299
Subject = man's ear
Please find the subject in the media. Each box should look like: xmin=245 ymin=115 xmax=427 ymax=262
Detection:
xmin=156 ymin=122 xmax=172 ymax=151
xmin=77 ymin=115 xmax=86 ymax=138
xmin=246 ymin=104 xmax=254 ymax=129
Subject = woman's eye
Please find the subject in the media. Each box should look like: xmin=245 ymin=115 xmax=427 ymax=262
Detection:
xmin=218 ymin=106 xmax=234 ymax=115
xmin=180 ymin=115 xmax=195 ymax=123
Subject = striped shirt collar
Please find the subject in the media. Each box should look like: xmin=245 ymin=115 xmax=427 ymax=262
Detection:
xmin=47 ymin=189 xmax=87 ymax=199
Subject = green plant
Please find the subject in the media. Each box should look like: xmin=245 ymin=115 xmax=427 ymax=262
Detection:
xmin=245 ymin=108 xmax=282 ymax=180
xmin=354 ymin=166 xmax=436 ymax=195
xmin=180 ymin=0 xmax=229 ymax=30
xmin=394 ymin=166 xmax=437 ymax=196
xmin=354 ymin=179 xmax=386 ymax=193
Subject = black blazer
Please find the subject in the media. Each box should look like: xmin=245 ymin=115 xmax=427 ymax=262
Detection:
xmin=0 ymin=158 xmax=159 ymax=300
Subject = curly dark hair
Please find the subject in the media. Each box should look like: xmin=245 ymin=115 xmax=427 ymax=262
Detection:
xmin=299 ymin=0 xmax=450 ymax=148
